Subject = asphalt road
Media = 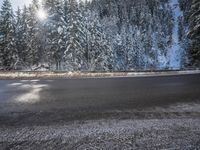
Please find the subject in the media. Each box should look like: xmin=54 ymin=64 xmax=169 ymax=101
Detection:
xmin=0 ymin=74 xmax=200 ymax=149
xmin=0 ymin=73 xmax=200 ymax=127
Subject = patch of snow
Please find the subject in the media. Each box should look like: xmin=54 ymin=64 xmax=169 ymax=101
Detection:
xmin=57 ymin=26 xmax=63 ymax=34
xmin=0 ymin=70 xmax=199 ymax=80
xmin=167 ymin=0 xmax=184 ymax=69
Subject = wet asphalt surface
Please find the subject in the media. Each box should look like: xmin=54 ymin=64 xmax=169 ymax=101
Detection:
xmin=0 ymin=74 xmax=200 ymax=149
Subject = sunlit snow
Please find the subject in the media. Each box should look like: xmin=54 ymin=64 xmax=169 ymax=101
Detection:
xmin=167 ymin=0 xmax=183 ymax=69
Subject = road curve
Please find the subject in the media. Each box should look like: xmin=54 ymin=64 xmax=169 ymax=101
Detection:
xmin=0 ymin=73 xmax=199 ymax=126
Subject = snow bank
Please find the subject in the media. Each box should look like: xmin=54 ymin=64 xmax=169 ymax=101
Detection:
xmin=0 ymin=70 xmax=199 ymax=79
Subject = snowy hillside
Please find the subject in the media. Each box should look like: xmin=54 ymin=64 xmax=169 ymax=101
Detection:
xmin=93 ymin=0 xmax=187 ymax=70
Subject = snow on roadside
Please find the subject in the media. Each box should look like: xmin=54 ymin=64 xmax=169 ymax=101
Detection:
xmin=143 ymin=102 xmax=200 ymax=113
xmin=0 ymin=70 xmax=199 ymax=79
xmin=0 ymin=119 xmax=200 ymax=149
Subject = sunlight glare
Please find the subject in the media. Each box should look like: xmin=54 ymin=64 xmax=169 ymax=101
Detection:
xmin=37 ymin=9 xmax=47 ymax=20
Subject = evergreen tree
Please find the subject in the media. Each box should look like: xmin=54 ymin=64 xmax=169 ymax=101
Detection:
xmin=188 ymin=0 xmax=200 ymax=66
xmin=18 ymin=6 xmax=30 ymax=68
xmin=64 ymin=0 xmax=86 ymax=71
xmin=14 ymin=7 xmax=23 ymax=69
xmin=125 ymin=26 xmax=136 ymax=70
xmin=0 ymin=0 xmax=16 ymax=70
xmin=26 ymin=0 xmax=41 ymax=69
xmin=43 ymin=0 xmax=65 ymax=70
xmin=87 ymin=13 xmax=113 ymax=71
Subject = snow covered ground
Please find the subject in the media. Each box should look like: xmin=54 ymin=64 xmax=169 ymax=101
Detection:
xmin=0 ymin=70 xmax=199 ymax=79
xmin=1 ymin=101 xmax=200 ymax=149
xmin=0 ymin=118 xmax=200 ymax=149
xmin=167 ymin=0 xmax=184 ymax=69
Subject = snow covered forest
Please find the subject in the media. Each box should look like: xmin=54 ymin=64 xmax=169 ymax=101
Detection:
xmin=0 ymin=0 xmax=199 ymax=71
